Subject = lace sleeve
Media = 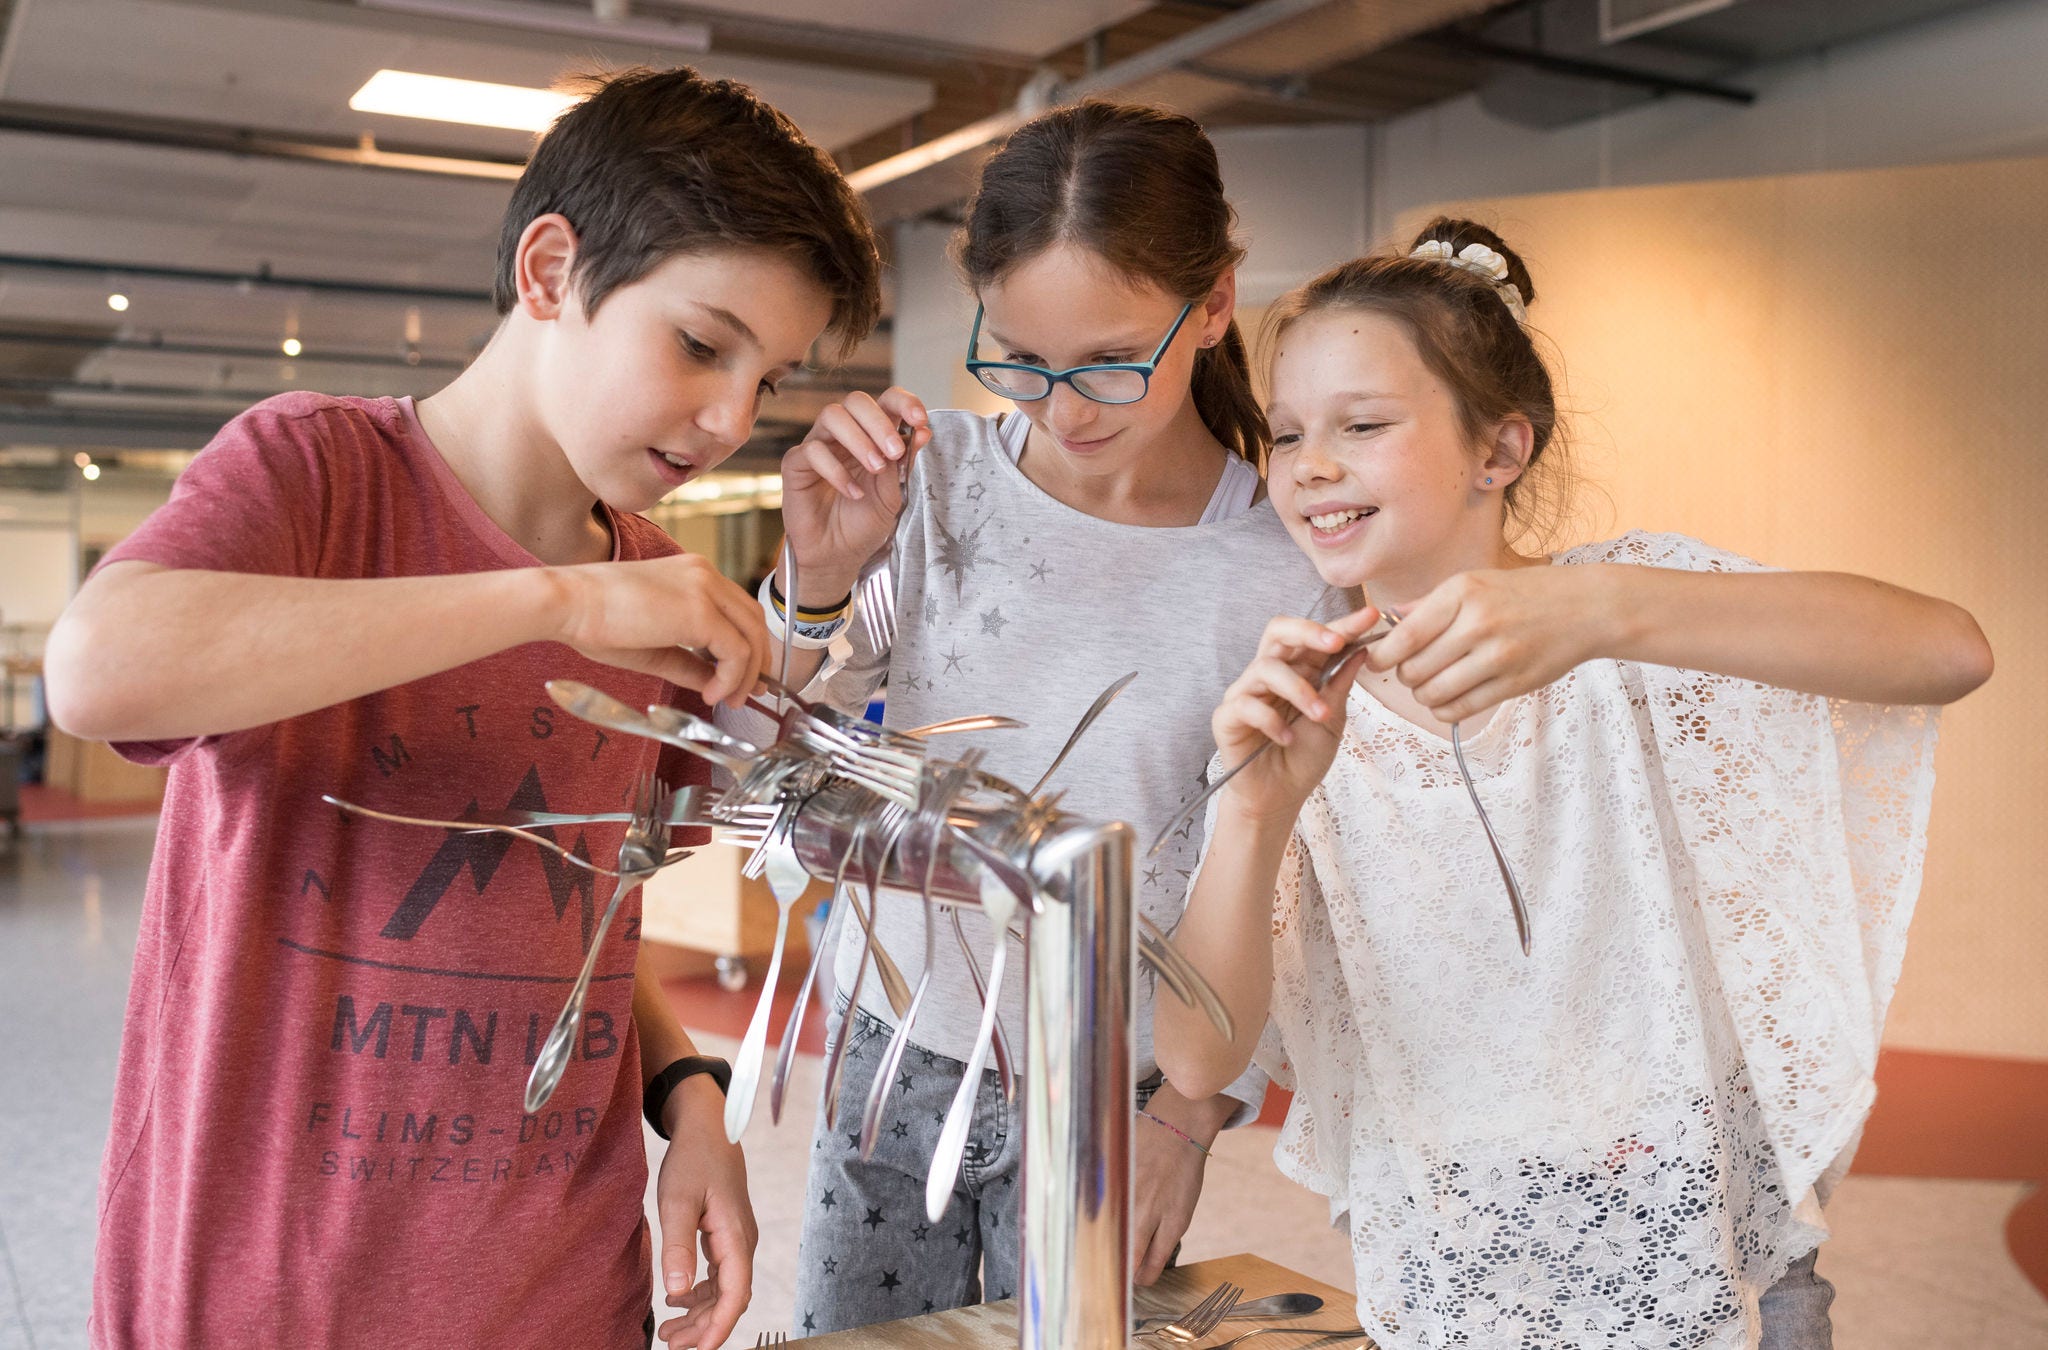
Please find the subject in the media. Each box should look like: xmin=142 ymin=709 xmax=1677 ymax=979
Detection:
xmin=1256 ymin=813 xmax=1367 ymax=1210
xmin=1593 ymin=530 xmax=1942 ymax=1202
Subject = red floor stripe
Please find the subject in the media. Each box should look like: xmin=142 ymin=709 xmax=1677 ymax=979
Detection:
xmin=663 ymin=957 xmax=828 ymax=1056
xmin=1854 ymin=1048 xmax=2048 ymax=1181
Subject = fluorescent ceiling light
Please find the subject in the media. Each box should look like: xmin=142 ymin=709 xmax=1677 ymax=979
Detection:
xmin=349 ymin=69 xmax=579 ymax=133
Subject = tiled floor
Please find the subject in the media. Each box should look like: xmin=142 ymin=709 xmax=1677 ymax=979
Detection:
xmin=5 ymin=816 xmax=2046 ymax=1349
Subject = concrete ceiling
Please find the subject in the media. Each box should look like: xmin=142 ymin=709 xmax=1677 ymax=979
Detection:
xmin=0 ymin=0 xmax=1967 ymax=468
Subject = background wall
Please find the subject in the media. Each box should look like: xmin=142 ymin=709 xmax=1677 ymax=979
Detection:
xmin=1369 ymin=0 xmax=2048 ymax=231
xmin=1385 ymin=150 xmax=2044 ymax=1059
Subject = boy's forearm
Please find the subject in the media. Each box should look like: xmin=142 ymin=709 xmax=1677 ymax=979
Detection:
xmin=633 ymin=947 xmax=726 ymax=1139
xmin=1155 ymin=805 xmax=1292 ymax=1099
xmin=45 ymin=562 xmax=566 ymax=742
xmin=633 ymin=943 xmax=700 ymax=1080
xmin=1598 ymin=566 xmax=1993 ymax=706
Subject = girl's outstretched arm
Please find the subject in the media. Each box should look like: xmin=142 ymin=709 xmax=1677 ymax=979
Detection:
xmin=1374 ymin=563 xmax=1993 ymax=725
xmin=1156 ymin=608 xmax=1378 ymax=1100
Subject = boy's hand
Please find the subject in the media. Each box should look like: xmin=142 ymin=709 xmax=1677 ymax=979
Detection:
xmin=778 ymin=388 xmax=931 ymax=607
xmin=1213 ymin=606 xmax=1380 ymax=826
xmin=654 ymin=1078 xmax=757 ymax=1349
xmin=548 ymin=553 xmax=771 ymax=708
xmin=1366 ymin=564 xmax=1605 ymax=723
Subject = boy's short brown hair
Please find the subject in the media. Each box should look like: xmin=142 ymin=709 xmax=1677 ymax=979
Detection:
xmin=493 ymin=66 xmax=882 ymax=359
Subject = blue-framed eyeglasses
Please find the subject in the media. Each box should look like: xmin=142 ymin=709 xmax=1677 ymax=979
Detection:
xmin=964 ymin=301 xmax=1194 ymax=405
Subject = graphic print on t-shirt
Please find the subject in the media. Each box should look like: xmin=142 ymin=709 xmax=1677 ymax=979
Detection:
xmin=282 ymin=687 xmax=659 ymax=1193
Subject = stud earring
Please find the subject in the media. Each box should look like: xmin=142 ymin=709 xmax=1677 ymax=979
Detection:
xmin=1485 ymin=477 xmax=1494 ymax=485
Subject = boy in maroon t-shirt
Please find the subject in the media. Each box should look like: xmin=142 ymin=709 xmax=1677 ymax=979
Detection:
xmin=45 ymin=68 xmax=883 ymax=1350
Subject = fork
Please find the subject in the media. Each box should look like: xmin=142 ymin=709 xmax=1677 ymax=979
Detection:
xmin=860 ymin=751 xmax=983 ymax=1157
xmin=923 ymin=806 xmax=1022 ymax=1221
xmin=322 ymin=795 xmax=633 ymax=878
xmin=524 ymin=774 xmax=672 ymax=1113
xmin=818 ymin=800 xmax=909 ymax=1130
xmin=724 ymin=802 xmax=812 ymax=1142
xmin=1146 ymin=616 xmax=1399 ymax=858
xmin=752 ymin=1333 xmax=788 ymax=1347
xmin=1206 ymin=1327 xmax=1374 ymax=1350
xmin=852 ymin=421 xmax=913 ymax=651
xmin=1144 ymin=1281 xmax=1245 ymax=1346
xmin=770 ymin=814 xmax=870 ymax=1125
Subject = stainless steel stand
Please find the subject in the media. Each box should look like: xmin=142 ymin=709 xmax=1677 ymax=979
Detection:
xmin=787 ymin=788 xmax=1136 ymax=1349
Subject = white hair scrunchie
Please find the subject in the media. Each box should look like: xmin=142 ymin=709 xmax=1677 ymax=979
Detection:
xmin=1410 ymin=238 xmax=1528 ymax=323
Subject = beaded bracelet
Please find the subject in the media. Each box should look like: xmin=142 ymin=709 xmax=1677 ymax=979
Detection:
xmin=1137 ymin=1109 xmax=1211 ymax=1157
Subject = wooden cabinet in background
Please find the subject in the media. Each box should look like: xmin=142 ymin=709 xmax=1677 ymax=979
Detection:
xmin=640 ymin=844 xmax=823 ymax=989
xmin=44 ymin=727 xmax=166 ymax=804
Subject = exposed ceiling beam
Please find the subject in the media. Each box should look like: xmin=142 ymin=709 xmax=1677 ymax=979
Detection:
xmin=0 ymin=253 xmax=495 ymax=306
xmin=0 ymin=100 xmax=526 ymax=182
xmin=0 ymin=407 xmax=240 ymax=450
xmin=1428 ymin=30 xmax=1754 ymax=103
xmin=847 ymin=0 xmax=1501 ymax=224
xmin=0 ymin=327 xmax=471 ymax=371
xmin=355 ymin=0 xmax=710 ymax=50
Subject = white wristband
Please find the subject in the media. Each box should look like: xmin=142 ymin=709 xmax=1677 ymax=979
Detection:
xmin=759 ymin=574 xmax=847 ymax=651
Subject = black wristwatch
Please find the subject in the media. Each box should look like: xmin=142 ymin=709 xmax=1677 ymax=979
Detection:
xmin=644 ymin=1055 xmax=733 ymax=1139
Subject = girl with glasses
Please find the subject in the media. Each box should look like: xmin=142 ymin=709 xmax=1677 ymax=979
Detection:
xmin=764 ymin=101 xmax=1335 ymax=1334
xmin=1154 ymin=219 xmax=1993 ymax=1349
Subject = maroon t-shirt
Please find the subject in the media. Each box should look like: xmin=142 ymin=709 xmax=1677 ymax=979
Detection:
xmin=89 ymin=394 xmax=706 ymax=1348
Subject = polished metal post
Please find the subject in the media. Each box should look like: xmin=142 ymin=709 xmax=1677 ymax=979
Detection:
xmin=785 ymin=789 xmax=1137 ymax=1349
xmin=1020 ymin=821 xmax=1134 ymax=1350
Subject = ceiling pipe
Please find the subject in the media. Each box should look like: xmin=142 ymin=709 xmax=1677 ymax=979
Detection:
xmin=0 ymin=327 xmax=470 ymax=371
xmin=0 ymin=100 xmax=525 ymax=182
xmin=0 ymin=253 xmax=494 ymax=306
xmin=355 ymin=0 xmax=709 ymax=50
xmin=846 ymin=0 xmax=1331 ymax=202
xmin=846 ymin=0 xmax=1500 ymax=224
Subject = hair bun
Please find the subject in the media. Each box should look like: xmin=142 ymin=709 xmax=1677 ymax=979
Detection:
xmin=1409 ymin=217 xmax=1536 ymax=309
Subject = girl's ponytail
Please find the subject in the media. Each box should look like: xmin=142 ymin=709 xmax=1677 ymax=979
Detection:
xmin=1190 ymin=322 xmax=1267 ymax=463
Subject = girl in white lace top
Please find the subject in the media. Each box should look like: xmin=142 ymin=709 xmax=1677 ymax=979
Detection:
xmin=1157 ymin=218 xmax=1993 ymax=1350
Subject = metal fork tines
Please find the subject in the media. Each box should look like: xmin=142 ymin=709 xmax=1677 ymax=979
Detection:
xmin=724 ymin=799 xmax=811 ymax=1142
xmin=853 ymin=424 xmax=911 ymax=653
xmin=1145 ymin=1280 xmax=1245 ymax=1346
xmin=856 ymin=551 xmax=896 ymax=652
xmin=858 ymin=751 xmax=984 ymax=1158
xmin=817 ymin=800 xmax=910 ymax=1131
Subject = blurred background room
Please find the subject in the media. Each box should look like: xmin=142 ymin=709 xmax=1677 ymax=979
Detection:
xmin=0 ymin=2 xmax=2041 ymax=1346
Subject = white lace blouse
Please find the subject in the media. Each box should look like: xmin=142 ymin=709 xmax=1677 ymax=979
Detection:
xmin=1245 ymin=531 xmax=1941 ymax=1349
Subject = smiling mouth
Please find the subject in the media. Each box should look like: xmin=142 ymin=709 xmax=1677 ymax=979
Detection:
xmin=653 ymin=449 xmax=695 ymax=476
xmin=1307 ymin=507 xmax=1376 ymax=531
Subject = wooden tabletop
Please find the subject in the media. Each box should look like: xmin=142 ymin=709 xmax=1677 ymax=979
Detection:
xmin=785 ymin=1251 xmax=1370 ymax=1348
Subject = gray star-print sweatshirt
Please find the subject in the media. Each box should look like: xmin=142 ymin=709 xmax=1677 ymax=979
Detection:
xmin=813 ymin=409 xmax=1341 ymax=1119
